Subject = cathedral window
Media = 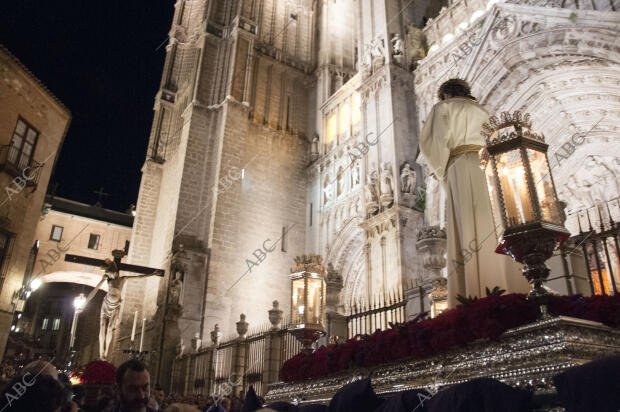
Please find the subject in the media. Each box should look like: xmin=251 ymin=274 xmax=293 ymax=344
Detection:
xmin=281 ymin=226 xmax=288 ymax=252
xmin=326 ymin=113 xmax=337 ymax=145
xmin=340 ymin=102 xmax=351 ymax=136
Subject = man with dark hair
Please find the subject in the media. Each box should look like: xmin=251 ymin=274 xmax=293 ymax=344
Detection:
xmin=114 ymin=360 xmax=156 ymax=412
xmin=420 ymin=79 xmax=528 ymax=307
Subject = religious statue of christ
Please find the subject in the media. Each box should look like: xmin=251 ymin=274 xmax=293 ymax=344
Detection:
xmin=420 ymin=79 xmax=529 ymax=307
xmin=65 ymin=249 xmax=164 ymax=360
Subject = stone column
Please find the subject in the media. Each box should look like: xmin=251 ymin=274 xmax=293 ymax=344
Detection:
xmin=262 ymin=302 xmax=283 ymax=390
xmin=231 ymin=314 xmax=248 ymax=397
xmin=325 ymin=263 xmax=347 ymax=343
xmin=405 ymin=225 xmax=447 ymax=319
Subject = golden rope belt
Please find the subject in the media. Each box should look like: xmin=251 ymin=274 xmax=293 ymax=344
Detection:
xmin=447 ymin=144 xmax=484 ymax=169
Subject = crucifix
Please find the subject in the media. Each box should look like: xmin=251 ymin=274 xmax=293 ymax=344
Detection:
xmin=65 ymin=249 xmax=164 ymax=360
xmin=93 ymin=187 xmax=109 ymax=207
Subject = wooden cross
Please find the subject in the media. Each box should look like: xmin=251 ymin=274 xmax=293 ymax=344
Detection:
xmin=65 ymin=249 xmax=164 ymax=307
xmin=65 ymin=250 xmax=164 ymax=359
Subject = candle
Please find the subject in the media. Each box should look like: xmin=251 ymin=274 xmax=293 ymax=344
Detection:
xmin=139 ymin=318 xmax=146 ymax=352
xmin=131 ymin=311 xmax=137 ymax=342
xmin=511 ymin=176 xmax=526 ymax=224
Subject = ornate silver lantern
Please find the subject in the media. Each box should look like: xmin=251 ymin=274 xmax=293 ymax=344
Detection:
xmin=480 ymin=111 xmax=570 ymax=312
xmin=289 ymin=255 xmax=327 ymax=353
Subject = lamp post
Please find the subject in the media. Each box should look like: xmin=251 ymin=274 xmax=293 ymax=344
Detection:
xmin=289 ymin=255 xmax=327 ymax=353
xmin=480 ymin=111 xmax=570 ymax=316
xmin=67 ymin=293 xmax=86 ymax=370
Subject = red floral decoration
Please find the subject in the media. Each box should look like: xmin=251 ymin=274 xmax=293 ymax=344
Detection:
xmin=81 ymin=360 xmax=116 ymax=385
xmin=281 ymin=293 xmax=620 ymax=382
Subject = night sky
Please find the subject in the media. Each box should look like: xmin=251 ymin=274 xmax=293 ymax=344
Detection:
xmin=0 ymin=1 xmax=176 ymax=212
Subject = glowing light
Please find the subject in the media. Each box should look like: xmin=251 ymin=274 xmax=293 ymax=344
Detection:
xmin=487 ymin=0 xmax=500 ymax=10
xmin=442 ymin=33 xmax=455 ymax=44
xmin=30 ymin=278 xmax=42 ymax=291
xmin=339 ymin=102 xmax=350 ymax=134
xmin=326 ymin=113 xmax=336 ymax=144
xmin=298 ymin=305 xmax=305 ymax=314
xmin=10 ymin=325 xmax=15 ymax=331
xmin=241 ymin=169 xmax=245 ymax=180
xmin=470 ymin=10 xmax=485 ymax=23
xmin=352 ymin=93 xmax=361 ymax=125
xmin=73 ymin=293 xmax=86 ymax=310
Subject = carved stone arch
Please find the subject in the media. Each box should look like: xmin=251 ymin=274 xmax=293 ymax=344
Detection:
xmin=325 ymin=216 xmax=365 ymax=310
xmin=40 ymin=271 xmax=109 ymax=292
xmin=458 ymin=22 xmax=620 ymax=231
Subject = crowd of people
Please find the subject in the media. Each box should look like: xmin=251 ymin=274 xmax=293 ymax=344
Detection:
xmin=0 ymin=358 xmax=266 ymax=412
xmin=0 ymin=355 xmax=618 ymax=411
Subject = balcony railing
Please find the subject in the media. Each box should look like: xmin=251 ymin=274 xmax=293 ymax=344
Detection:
xmin=0 ymin=145 xmax=42 ymax=188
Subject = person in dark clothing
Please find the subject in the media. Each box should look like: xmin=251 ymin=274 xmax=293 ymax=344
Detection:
xmin=0 ymin=373 xmax=70 ymax=412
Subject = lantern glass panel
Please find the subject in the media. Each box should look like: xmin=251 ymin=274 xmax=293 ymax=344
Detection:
xmin=292 ymin=278 xmax=305 ymax=324
xmin=494 ymin=149 xmax=534 ymax=227
xmin=307 ymin=277 xmax=323 ymax=324
xmin=526 ymin=148 xmax=563 ymax=225
xmin=484 ymin=157 xmax=504 ymax=235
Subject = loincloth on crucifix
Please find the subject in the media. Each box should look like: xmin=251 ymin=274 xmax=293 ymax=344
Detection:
xmin=101 ymin=288 xmax=122 ymax=319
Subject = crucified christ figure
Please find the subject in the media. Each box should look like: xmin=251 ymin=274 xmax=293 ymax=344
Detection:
xmin=65 ymin=249 xmax=164 ymax=360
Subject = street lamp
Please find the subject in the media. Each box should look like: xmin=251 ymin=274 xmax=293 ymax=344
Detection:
xmin=480 ymin=111 xmax=570 ymax=315
xmin=67 ymin=293 xmax=86 ymax=370
xmin=289 ymin=255 xmax=327 ymax=353
xmin=30 ymin=278 xmax=42 ymax=292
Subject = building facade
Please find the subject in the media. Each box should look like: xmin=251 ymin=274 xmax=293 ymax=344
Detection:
xmin=0 ymin=46 xmax=71 ymax=358
xmin=117 ymin=0 xmax=618 ymax=387
xmin=6 ymin=195 xmax=133 ymax=367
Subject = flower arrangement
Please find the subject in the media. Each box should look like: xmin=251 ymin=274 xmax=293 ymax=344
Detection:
xmin=281 ymin=293 xmax=620 ymax=382
xmin=81 ymin=360 xmax=116 ymax=385
xmin=69 ymin=369 xmax=84 ymax=385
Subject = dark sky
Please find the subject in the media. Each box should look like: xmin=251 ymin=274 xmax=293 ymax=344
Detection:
xmin=0 ymin=0 xmax=175 ymax=212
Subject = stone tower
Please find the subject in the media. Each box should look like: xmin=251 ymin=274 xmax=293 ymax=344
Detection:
xmin=115 ymin=0 xmax=314 ymax=385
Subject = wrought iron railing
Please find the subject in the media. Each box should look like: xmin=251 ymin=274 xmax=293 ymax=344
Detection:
xmin=0 ymin=145 xmax=42 ymax=188
xmin=569 ymin=198 xmax=619 ymax=295
xmin=347 ymin=287 xmax=407 ymax=338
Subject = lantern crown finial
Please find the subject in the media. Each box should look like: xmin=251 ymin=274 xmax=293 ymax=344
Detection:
xmin=481 ymin=111 xmax=544 ymax=145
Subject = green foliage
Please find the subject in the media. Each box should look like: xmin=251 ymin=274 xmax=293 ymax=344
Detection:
xmin=568 ymin=12 xmax=577 ymax=22
xmin=413 ymin=186 xmax=426 ymax=212
xmin=485 ymin=286 xmax=506 ymax=296
xmin=456 ymin=294 xmax=478 ymax=305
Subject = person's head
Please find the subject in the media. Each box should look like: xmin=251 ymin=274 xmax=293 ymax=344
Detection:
xmin=0 ymin=374 xmax=68 ymax=412
xmin=153 ymin=384 xmax=165 ymax=404
xmin=220 ymin=397 xmax=231 ymax=411
xmin=97 ymin=395 xmax=115 ymax=412
xmin=438 ymin=78 xmax=476 ymax=101
xmin=21 ymin=360 xmax=59 ymax=380
xmin=116 ymin=360 xmax=150 ymax=411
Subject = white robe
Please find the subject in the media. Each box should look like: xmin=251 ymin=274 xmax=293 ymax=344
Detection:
xmin=420 ymin=97 xmax=529 ymax=307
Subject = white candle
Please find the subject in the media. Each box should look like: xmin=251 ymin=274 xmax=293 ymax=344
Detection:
xmin=139 ymin=318 xmax=146 ymax=352
xmin=511 ymin=177 xmax=526 ymax=224
xmin=131 ymin=311 xmax=137 ymax=342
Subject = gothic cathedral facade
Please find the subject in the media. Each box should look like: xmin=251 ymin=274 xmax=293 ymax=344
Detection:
xmin=113 ymin=0 xmax=620 ymax=387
